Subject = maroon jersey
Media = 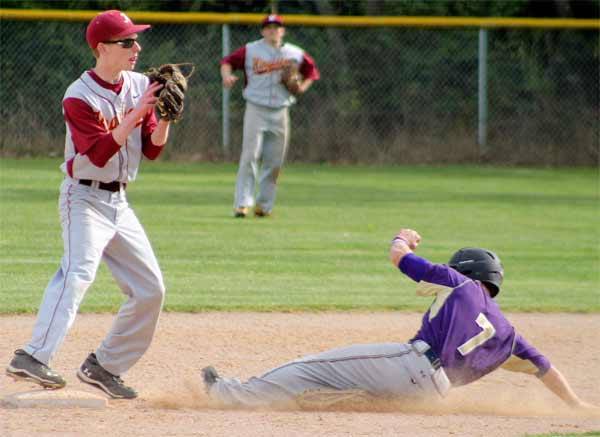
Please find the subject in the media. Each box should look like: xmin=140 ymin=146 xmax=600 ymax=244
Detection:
xmin=399 ymin=253 xmax=551 ymax=386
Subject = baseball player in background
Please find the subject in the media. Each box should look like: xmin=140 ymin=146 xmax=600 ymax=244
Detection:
xmin=201 ymin=229 xmax=598 ymax=411
xmin=6 ymin=10 xmax=174 ymax=399
xmin=220 ymin=14 xmax=320 ymax=218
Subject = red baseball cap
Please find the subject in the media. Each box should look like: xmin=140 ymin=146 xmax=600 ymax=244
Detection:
xmin=261 ymin=14 xmax=284 ymax=27
xmin=86 ymin=10 xmax=151 ymax=49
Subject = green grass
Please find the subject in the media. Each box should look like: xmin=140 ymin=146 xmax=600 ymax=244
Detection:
xmin=0 ymin=158 xmax=598 ymax=314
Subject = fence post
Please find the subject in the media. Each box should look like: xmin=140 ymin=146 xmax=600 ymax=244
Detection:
xmin=478 ymin=28 xmax=488 ymax=156
xmin=222 ymin=23 xmax=231 ymax=158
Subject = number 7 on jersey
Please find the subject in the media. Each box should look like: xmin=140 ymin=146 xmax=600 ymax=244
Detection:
xmin=458 ymin=313 xmax=496 ymax=356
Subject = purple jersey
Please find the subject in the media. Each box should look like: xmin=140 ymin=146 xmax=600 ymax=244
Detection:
xmin=399 ymin=253 xmax=551 ymax=386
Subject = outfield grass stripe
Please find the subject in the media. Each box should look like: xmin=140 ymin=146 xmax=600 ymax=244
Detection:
xmin=0 ymin=158 xmax=598 ymax=314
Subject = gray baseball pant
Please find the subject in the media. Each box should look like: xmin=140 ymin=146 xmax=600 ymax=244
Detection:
xmin=24 ymin=179 xmax=165 ymax=376
xmin=207 ymin=341 xmax=450 ymax=408
xmin=234 ymin=101 xmax=290 ymax=213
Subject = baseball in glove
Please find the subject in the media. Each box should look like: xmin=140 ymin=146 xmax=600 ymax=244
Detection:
xmin=144 ymin=63 xmax=195 ymax=122
xmin=281 ymin=61 xmax=303 ymax=96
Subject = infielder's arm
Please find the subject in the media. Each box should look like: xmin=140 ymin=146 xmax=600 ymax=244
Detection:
xmin=149 ymin=119 xmax=170 ymax=146
xmin=112 ymin=81 xmax=162 ymax=145
xmin=63 ymin=81 xmax=164 ymax=169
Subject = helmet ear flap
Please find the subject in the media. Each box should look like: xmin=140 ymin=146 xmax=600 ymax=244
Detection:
xmin=483 ymin=281 xmax=500 ymax=298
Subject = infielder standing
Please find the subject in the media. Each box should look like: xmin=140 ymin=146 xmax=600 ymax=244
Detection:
xmin=220 ymin=15 xmax=320 ymax=218
xmin=6 ymin=10 xmax=174 ymax=399
xmin=201 ymin=229 xmax=598 ymax=411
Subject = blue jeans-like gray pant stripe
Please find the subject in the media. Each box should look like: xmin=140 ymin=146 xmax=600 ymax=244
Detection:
xmin=234 ymin=101 xmax=290 ymax=213
xmin=208 ymin=342 xmax=448 ymax=408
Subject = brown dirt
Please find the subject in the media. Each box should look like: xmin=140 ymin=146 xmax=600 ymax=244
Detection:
xmin=1 ymin=312 xmax=599 ymax=437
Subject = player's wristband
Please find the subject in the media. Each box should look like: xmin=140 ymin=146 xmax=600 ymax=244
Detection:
xmin=391 ymin=236 xmax=410 ymax=246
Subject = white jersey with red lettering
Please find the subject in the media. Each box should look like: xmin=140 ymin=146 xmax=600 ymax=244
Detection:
xmin=222 ymin=35 xmax=319 ymax=215
xmin=60 ymin=70 xmax=150 ymax=183
xmin=224 ymin=38 xmax=319 ymax=214
xmin=242 ymin=38 xmax=304 ymax=108
xmin=23 ymin=70 xmax=165 ymax=377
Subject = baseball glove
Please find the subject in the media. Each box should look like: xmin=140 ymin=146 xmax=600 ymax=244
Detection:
xmin=281 ymin=62 xmax=303 ymax=96
xmin=145 ymin=63 xmax=195 ymax=122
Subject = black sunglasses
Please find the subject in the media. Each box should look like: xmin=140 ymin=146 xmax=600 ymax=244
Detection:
xmin=102 ymin=38 xmax=137 ymax=49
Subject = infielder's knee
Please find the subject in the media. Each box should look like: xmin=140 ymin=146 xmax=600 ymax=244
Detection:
xmin=150 ymin=282 xmax=166 ymax=305
xmin=67 ymin=264 xmax=97 ymax=284
xmin=64 ymin=271 xmax=95 ymax=298
xmin=136 ymin=281 xmax=165 ymax=310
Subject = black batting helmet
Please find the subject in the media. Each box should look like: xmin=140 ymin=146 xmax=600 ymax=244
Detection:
xmin=448 ymin=248 xmax=504 ymax=297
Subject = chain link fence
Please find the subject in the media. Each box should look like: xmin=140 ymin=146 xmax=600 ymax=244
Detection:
xmin=0 ymin=18 xmax=597 ymax=165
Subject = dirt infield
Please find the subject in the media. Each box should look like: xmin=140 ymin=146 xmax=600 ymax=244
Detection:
xmin=1 ymin=312 xmax=599 ymax=437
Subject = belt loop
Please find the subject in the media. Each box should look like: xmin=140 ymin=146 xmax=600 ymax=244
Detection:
xmin=92 ymin=181 xmax=100 ymax=190
xmin=411 ymin=340 xmax=429 ymax=355
xmin=411 ymin=341 xmax=442 ymax=371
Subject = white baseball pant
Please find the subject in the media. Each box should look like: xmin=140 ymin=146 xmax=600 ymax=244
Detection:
xmin=207 ymin=341 xmax=451 ymax=408
xmin=24 ymin=179 xmax=165 ymax=376
xmin=234 ymin=101 xmax=290 ymax=213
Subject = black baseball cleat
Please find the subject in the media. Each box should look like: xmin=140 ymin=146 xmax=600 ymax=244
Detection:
xmin=77 ymin=353 xmax=137 ymax=399
xmin=6 ymin=349 xmax=66 ymax=389
xmin=201 ymin=366 xmax=220 ymax=392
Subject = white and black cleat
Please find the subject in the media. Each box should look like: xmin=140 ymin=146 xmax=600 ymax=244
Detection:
xmin=77 ymin=353 xmax=137 ymax=399
xmin=6 ymin=349 xmax=66 ymax=389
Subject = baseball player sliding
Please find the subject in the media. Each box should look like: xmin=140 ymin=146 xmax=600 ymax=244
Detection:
xmin=221 ymin=14 xmax=320 ymax=218
xmin=201 ymin=229 xmax=598 ymax=411
xmin=5 ymin=10 xmax=185 ymax=399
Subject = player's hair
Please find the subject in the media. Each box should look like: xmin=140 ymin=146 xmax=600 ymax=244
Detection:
xmin=448 ymin=248 xmax=504 ymax=297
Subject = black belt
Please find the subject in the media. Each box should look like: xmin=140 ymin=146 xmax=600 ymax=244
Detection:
xmin=79 ymin=179 xmax=125 ymax=193
xmin=424 ymin=347 xmax=442 ymax=371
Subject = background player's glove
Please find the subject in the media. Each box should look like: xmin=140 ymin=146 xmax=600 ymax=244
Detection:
xmin=281 ymin=62 xmax=303 ymax=96
xmin=145 ymin=63 xmax=195 ymax=122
